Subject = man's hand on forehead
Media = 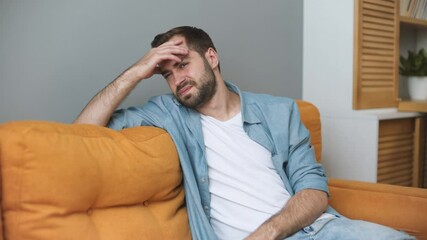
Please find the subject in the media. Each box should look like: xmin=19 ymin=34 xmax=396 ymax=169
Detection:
xmin=124 ymin=38 xmax=189 ymax=81
xmin=155 ymin=39 xmax=189 ymax=72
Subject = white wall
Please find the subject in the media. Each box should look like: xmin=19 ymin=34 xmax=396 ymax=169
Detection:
xmin=302 ymin=0 xmax=379 ymax=181
xmin=302 ymin=0 xmax=354 ymax=112
xmin=0 ymin=0 xmax=303 ymax=123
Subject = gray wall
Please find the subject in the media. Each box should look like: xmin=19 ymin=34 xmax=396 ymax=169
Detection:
xmin=0 ymin=0 xmax=303 ymax=123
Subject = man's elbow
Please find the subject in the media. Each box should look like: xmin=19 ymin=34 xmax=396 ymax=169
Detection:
xmin=319 ymin=191 xmax=329 ymax=211
xmin=305 ymin=189 xmax=329 ymax=212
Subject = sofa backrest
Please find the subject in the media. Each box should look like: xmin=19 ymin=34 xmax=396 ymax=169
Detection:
xmin=0 ymin=121 xmax=190 ymax=240
xmin=296 ymin=100 xmax=322 ymax=162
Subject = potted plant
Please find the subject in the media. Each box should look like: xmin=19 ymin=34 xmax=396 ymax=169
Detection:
xmin=399 ymin=48 xmax=427 ymax=101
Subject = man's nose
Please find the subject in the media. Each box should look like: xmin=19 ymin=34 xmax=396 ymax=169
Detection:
xmin=172 ymin=70 xmax=186 ymax=86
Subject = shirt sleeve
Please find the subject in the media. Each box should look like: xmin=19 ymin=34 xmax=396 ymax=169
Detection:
xmin=107 ymin=96 xmax=169 ymax=130
xmin=286 ymin=101 xmax=329 ymax=196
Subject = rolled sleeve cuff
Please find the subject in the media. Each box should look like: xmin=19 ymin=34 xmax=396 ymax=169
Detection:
xmin=293 ymin=174 xmax=329 ymax=196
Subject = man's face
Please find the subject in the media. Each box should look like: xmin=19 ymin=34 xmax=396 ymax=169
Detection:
xmin=159 ymin=37 xmax=217 ymax=109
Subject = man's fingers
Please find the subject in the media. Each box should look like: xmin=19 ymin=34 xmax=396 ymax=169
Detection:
xmin=155 ymin=45 xmax=188 ymax=56
xmin=159 ymin=38 xmax=184 ymax=47
xmin=134 ymin=39 xmax=189 ymax=78
xmin=149 ymin=45 xmax=188 ymax=68
xmin=152 ymin=48 xmax=185 ymax=63
xmin=155 ymin=38 xmax=188 ymax=56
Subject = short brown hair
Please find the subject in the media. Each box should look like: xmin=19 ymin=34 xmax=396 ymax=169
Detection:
xmin=151 ymin=26 xmax=220 ymax=71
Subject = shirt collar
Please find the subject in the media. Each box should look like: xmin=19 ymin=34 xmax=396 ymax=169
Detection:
xmin=224 ymin=81 xmax=262 ymax=125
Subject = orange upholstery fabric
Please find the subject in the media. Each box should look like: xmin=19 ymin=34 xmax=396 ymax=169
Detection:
xmin=329 ymin=178 xmax=427 ymax=240
xmin=295 ymin=100 xmax=322 ymax=162
xmin=0 ymin=121 xmax=190 ymax=240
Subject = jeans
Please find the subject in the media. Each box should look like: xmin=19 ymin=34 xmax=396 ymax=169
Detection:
xmin=286 ymin=216 xmax=416 ymax=240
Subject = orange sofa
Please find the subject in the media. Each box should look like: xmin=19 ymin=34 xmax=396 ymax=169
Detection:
xmin=0 ymin=100 xmax=426 ymax=240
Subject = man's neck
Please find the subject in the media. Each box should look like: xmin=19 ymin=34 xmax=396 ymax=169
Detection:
xmin=196 ymin=80 xmax=241 ymax=121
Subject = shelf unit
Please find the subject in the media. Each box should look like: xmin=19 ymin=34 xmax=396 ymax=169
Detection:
xmin=400 ymin=16 xmax=427 ymax=27
xmin=398 ymin=9 xmax=427 ymax=112
xmin=399 ymin=100 xmax=427 ymax=112
xmin=352 ymin=0 xmax=427 ymax=112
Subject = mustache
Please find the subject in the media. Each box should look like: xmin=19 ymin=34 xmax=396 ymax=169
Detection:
xmin=176 ymin=80 xmax=196 ymax=93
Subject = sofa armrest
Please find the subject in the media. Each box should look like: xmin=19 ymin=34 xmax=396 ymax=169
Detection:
xmin=328 ymin=178 xmax=427 ymax=240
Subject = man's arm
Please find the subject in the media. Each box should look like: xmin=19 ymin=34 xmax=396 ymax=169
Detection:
xmin=73 ymin=39 xmax=188 ymax=125
xmin=246 ymin=100 xmax=329 ymax=240
xmin=245 ymin=189 xmax=328 ymax=240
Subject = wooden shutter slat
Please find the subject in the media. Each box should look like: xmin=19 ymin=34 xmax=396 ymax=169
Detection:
xmin=363 ymin=29 xmax=395 ymax=38
xmin=362 ymin=48 xmax=394 ymax=56
xmin=364 ymin=0 xmax=395 ymax=8
xmin=363 ymin=35 xmax=394 ymax=44
xmin=363 ymin=2 xmax=395 ymax=14
xmin=363 ymin=22 xmax=395 ymax=32
xmin=362 ymin=55 xmax=394 ymax=62
xmin=363 ymin=9 xmax=394 ymax=20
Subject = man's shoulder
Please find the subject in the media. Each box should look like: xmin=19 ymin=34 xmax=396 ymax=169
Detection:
xmin=120 ymin=94 xmax=179 ymax=117
xmin=145 ymin=93 xmax=181 ymax=109
xmin=148 ymin=93 xmax=176 ymax=103
xmin=242 ymin=91 xmax=295 ymax=106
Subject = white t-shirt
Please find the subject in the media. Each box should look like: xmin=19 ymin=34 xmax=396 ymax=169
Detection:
xmin=201 ymin=112 xmax=332 ymax=240
xmin=201 ymin=112 xmax=291 ymax=239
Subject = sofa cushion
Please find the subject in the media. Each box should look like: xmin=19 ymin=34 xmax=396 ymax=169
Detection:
xmin=0 ymin=121 xmax=190 ymax=240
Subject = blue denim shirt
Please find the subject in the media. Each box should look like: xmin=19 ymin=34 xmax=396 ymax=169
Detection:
xmin=108 ymin=81 xmax=330 ymax=240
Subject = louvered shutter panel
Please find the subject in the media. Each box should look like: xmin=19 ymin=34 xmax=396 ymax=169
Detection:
xmin=378 ymin=118 xmax=414 ymax=186
xmin=353 ymin=0 xmax=398 ymax=109
xmin=423 ymin=121 xmax=427 ymax=188
xmin=424 ymin=137 xmax=427 ymax=188
xmin=413 ymin=118 xmax=427 ymax=188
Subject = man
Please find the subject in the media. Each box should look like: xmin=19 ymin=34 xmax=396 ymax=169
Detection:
xmin=74 ymin=26 xmax=414 ymax=240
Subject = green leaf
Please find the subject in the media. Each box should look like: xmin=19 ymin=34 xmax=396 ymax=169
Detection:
xmin=399 ymin=48 xmax=427 ymax=76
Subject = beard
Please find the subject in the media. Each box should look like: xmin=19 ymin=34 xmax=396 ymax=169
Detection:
xmin=175 ymin=60 xmax=217 ymax=109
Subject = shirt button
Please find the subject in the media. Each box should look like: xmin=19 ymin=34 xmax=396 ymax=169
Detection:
xmin=204 ymin=205 xmax=209 ymax=211
xmin=303 ymin=226 xmax=313 ymax=232
xmin=201 ymin=177 xmax=206 ymax=183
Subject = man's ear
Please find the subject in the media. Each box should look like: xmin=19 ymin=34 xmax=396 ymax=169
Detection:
xmin=205 ymin=48 xmax=219 ymax=70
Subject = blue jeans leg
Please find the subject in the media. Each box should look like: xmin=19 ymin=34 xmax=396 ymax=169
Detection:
xmin=286 ymin=216 xmax=415 ymax=240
